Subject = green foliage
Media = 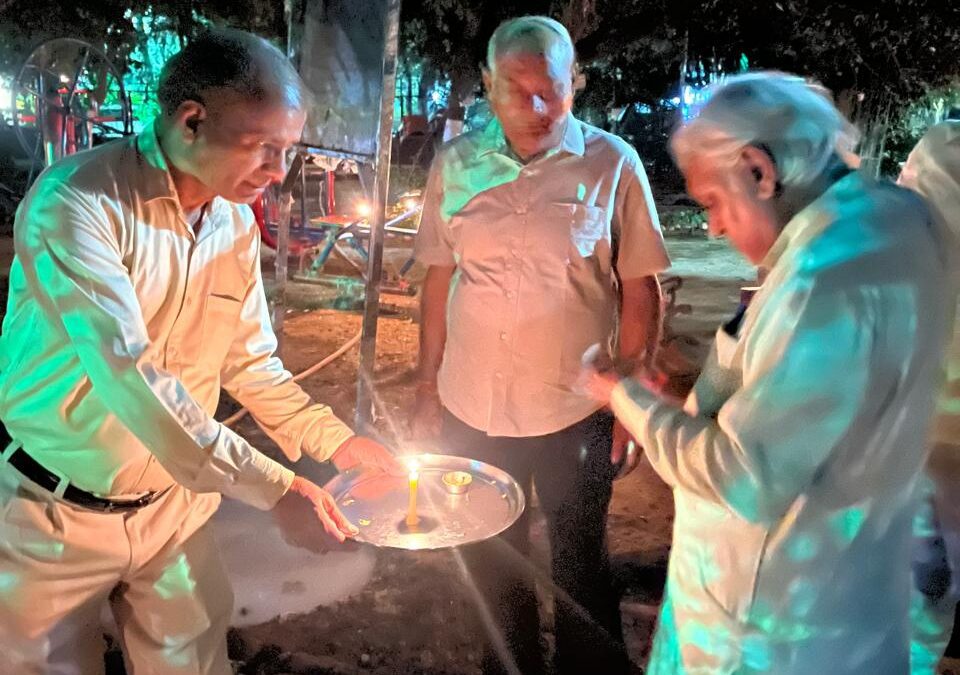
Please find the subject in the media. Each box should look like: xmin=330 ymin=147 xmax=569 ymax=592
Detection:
xmin=881 ymin=85 xmax=960 ymax=175
xmin=659 ymin=207 xmax=708 ymax=238
xmin=1 ymin=0 xmax=957 ymax=178
xmin=579 ymin=0 xmax=960 ymax=120
xmin=0 ymin=1 xmax=285 ymax=80
xmin=123 ymin=9 xmax=183 ymax=121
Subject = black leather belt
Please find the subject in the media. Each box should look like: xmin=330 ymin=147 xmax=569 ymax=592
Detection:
xmin=1 ymin=423 xmax=164 ymax=513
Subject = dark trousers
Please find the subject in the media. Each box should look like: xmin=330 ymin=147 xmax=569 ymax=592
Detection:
xmin=443 ymin=409 xmax=629 ymax=675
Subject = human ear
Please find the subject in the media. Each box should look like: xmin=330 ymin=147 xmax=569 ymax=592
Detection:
xmin=572 ymin=63 xmax=586 ymax=92
xmin=481 ymin=67 xmax=493 ymax=95
xmin=741 ymin=145 xmax=779 ymax=200
xmin=174 ymin=100 xmax=206 ymax=144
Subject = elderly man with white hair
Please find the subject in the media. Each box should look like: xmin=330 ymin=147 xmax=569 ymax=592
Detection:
xmin=585 ymin=72 xmax=953 ymax=673
xmin=412 ymin=14 xmax=669 ymax=675
xmin=899 ymin=119 xmax=960 ymax=674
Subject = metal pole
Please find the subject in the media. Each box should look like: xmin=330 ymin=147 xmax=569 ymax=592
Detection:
xmin=271 ymin=151 xmax=304 ymax=353
xmin=355 ymin=0 xmax=401 ymax=431
xmin=300 ymin=158 xmax=308 ymax=231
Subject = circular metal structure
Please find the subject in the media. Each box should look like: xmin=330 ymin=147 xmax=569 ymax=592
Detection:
xmin=10 ymin=38 xmax=133 ymax=179
xmin=324 ymin=453 xmax=526 ymax=550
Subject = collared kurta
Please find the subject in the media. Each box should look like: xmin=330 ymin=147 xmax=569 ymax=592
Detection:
xmin=0 ymin=122 xmax=354 ymax=511
xmin=610 ymin=172 xmax=952 ymax=673
xmin=898 ymin=120 xmax=960 ymax=674
xmin=415 ymin=114 xmax=669 ymax=437
xmin=900 ymin=121 xmax=960 ymax=449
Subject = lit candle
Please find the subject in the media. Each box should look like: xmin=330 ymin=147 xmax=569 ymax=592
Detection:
xmin=405 ymin=467 xmax=420 ymax=527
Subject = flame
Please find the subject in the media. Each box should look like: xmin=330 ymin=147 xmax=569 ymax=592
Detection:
xmin=404 ymin=455 xmax=420 ymax=479
xmin=355 ymin=199 xmax=372 ymax=218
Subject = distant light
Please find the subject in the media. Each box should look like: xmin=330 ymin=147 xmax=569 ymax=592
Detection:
xmin=431 ymin=90 xmax=442 ymax=104
xmin=402 ymin=197 xmax=419 ymax=212
xmin=355 ymin=199 xmax=372 ymax=218
xmin=682 ymin=85 xmax=696 ymax=105
xmin=671 ymin=96 xmax=681 ymax=105
xmin=59 ymin=74 xmax=70 ymax=84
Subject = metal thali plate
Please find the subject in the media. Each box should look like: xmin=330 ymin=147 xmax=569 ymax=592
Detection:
xmin=323 ymin=454 xmax=525 ymax=550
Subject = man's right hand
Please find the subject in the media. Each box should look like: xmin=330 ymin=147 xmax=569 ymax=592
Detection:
xmin=274 ymin=475 xmax=358 ymax=546
xmin=409 ymin=381 xmax=443 ymax=440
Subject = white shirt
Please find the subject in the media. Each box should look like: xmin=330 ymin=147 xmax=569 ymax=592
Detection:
xmin=899 ymin=121 xmax=960 ymax=451
xmin=610 ymin=172 xmax=952 ymax=673
xmin=0 ymin=122 xmax=354 ymax=510
xmin=416 ymin=115 xmax=669 ymax=437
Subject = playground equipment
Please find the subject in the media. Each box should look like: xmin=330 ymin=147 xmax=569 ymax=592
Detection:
xmin=9 ymin=38 xmax=132 ymax=183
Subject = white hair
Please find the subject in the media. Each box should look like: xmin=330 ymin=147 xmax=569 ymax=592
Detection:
xmin=486 ymin=16 xmax=575 ymax=73
xmin=899 ymin=121 xmax=960 ymax=251
xmin=671 ymin=72 xmax=859 ymax=189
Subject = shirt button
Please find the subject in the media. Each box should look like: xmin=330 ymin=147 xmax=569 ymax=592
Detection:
xmin=499 ymin=331 xmax=507 ymax=340
xmin=505 ymin=290 xmax=514 ymax=298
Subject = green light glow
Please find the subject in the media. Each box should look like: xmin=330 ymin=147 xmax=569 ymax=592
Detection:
xmin=153 ymin=553 xmax=197 ymax=600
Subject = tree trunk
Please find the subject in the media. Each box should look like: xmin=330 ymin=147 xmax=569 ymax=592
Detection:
xmin=417 ymin=60 xmax=434 ymax=117
xmin=559 ymin=0 xmax=599 ymax=43
xmin=444 ymin=70 xmax=475 ymax=141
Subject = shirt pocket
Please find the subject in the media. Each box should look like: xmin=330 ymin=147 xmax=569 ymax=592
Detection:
xmin=198 ymin=294 xmax=242 ymax=367
xmin=550 ymin=202 xmax=607 ymax=257
xmin=672 ymin=491 xmax=767 ymax=622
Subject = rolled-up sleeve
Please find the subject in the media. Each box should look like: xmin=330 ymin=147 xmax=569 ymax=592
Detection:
xmin=613 ymin=153 xmax=670 ymax=280
xmin=610 ymin=279 xmax=873 ymax=523
xmin=16 ymin=182 xmax=293 ymax=510
xmin=414 ymin=156 xmax=456 ymax=266
xmin=219 ymin=231 xmax=355 ymax=463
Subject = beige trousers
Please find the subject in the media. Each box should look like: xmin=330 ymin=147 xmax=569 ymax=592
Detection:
xmin=0 ymin=464 xmax=232 ymax=675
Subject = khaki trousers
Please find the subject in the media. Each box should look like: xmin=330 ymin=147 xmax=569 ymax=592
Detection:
xmin=0 ymin=463 xmax=232 ymax=675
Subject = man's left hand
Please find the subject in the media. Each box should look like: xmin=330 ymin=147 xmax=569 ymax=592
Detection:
xmin=611 ymin=419 xmax=641 ymax=479
xmin=331 ymin=437 xmax=405 ymax=475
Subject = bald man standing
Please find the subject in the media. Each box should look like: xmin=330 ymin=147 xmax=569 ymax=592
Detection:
xmin=0 ymin=29 xmax=398 ymax=673
xmin=412 ymin=16 xmax=668 ymax=675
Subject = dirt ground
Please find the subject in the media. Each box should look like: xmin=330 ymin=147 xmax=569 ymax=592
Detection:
xmin=215 ymin=264 xmax=740 ymax=675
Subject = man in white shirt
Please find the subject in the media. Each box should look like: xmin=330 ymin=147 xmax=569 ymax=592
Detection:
xmin=412 ymin=16 xmax=669 ymax=675
xmin=0 ymin=29 xmax=398 ymax=673
xmin=899 ymin=118 xmax=960 ymax=674
xmin=585 ymin=73 xmax=953 ymax=673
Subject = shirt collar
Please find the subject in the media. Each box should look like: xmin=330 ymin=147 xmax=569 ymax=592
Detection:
xmin=760 ymin=170 xmax=861 ymax=271
xmin=135 ymin=119 xmax=182 ymax=204
xmin=135 ymin=119 xmax=231 ymax=230
xmin=478 ymin=112 xmax=585 ymax=161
